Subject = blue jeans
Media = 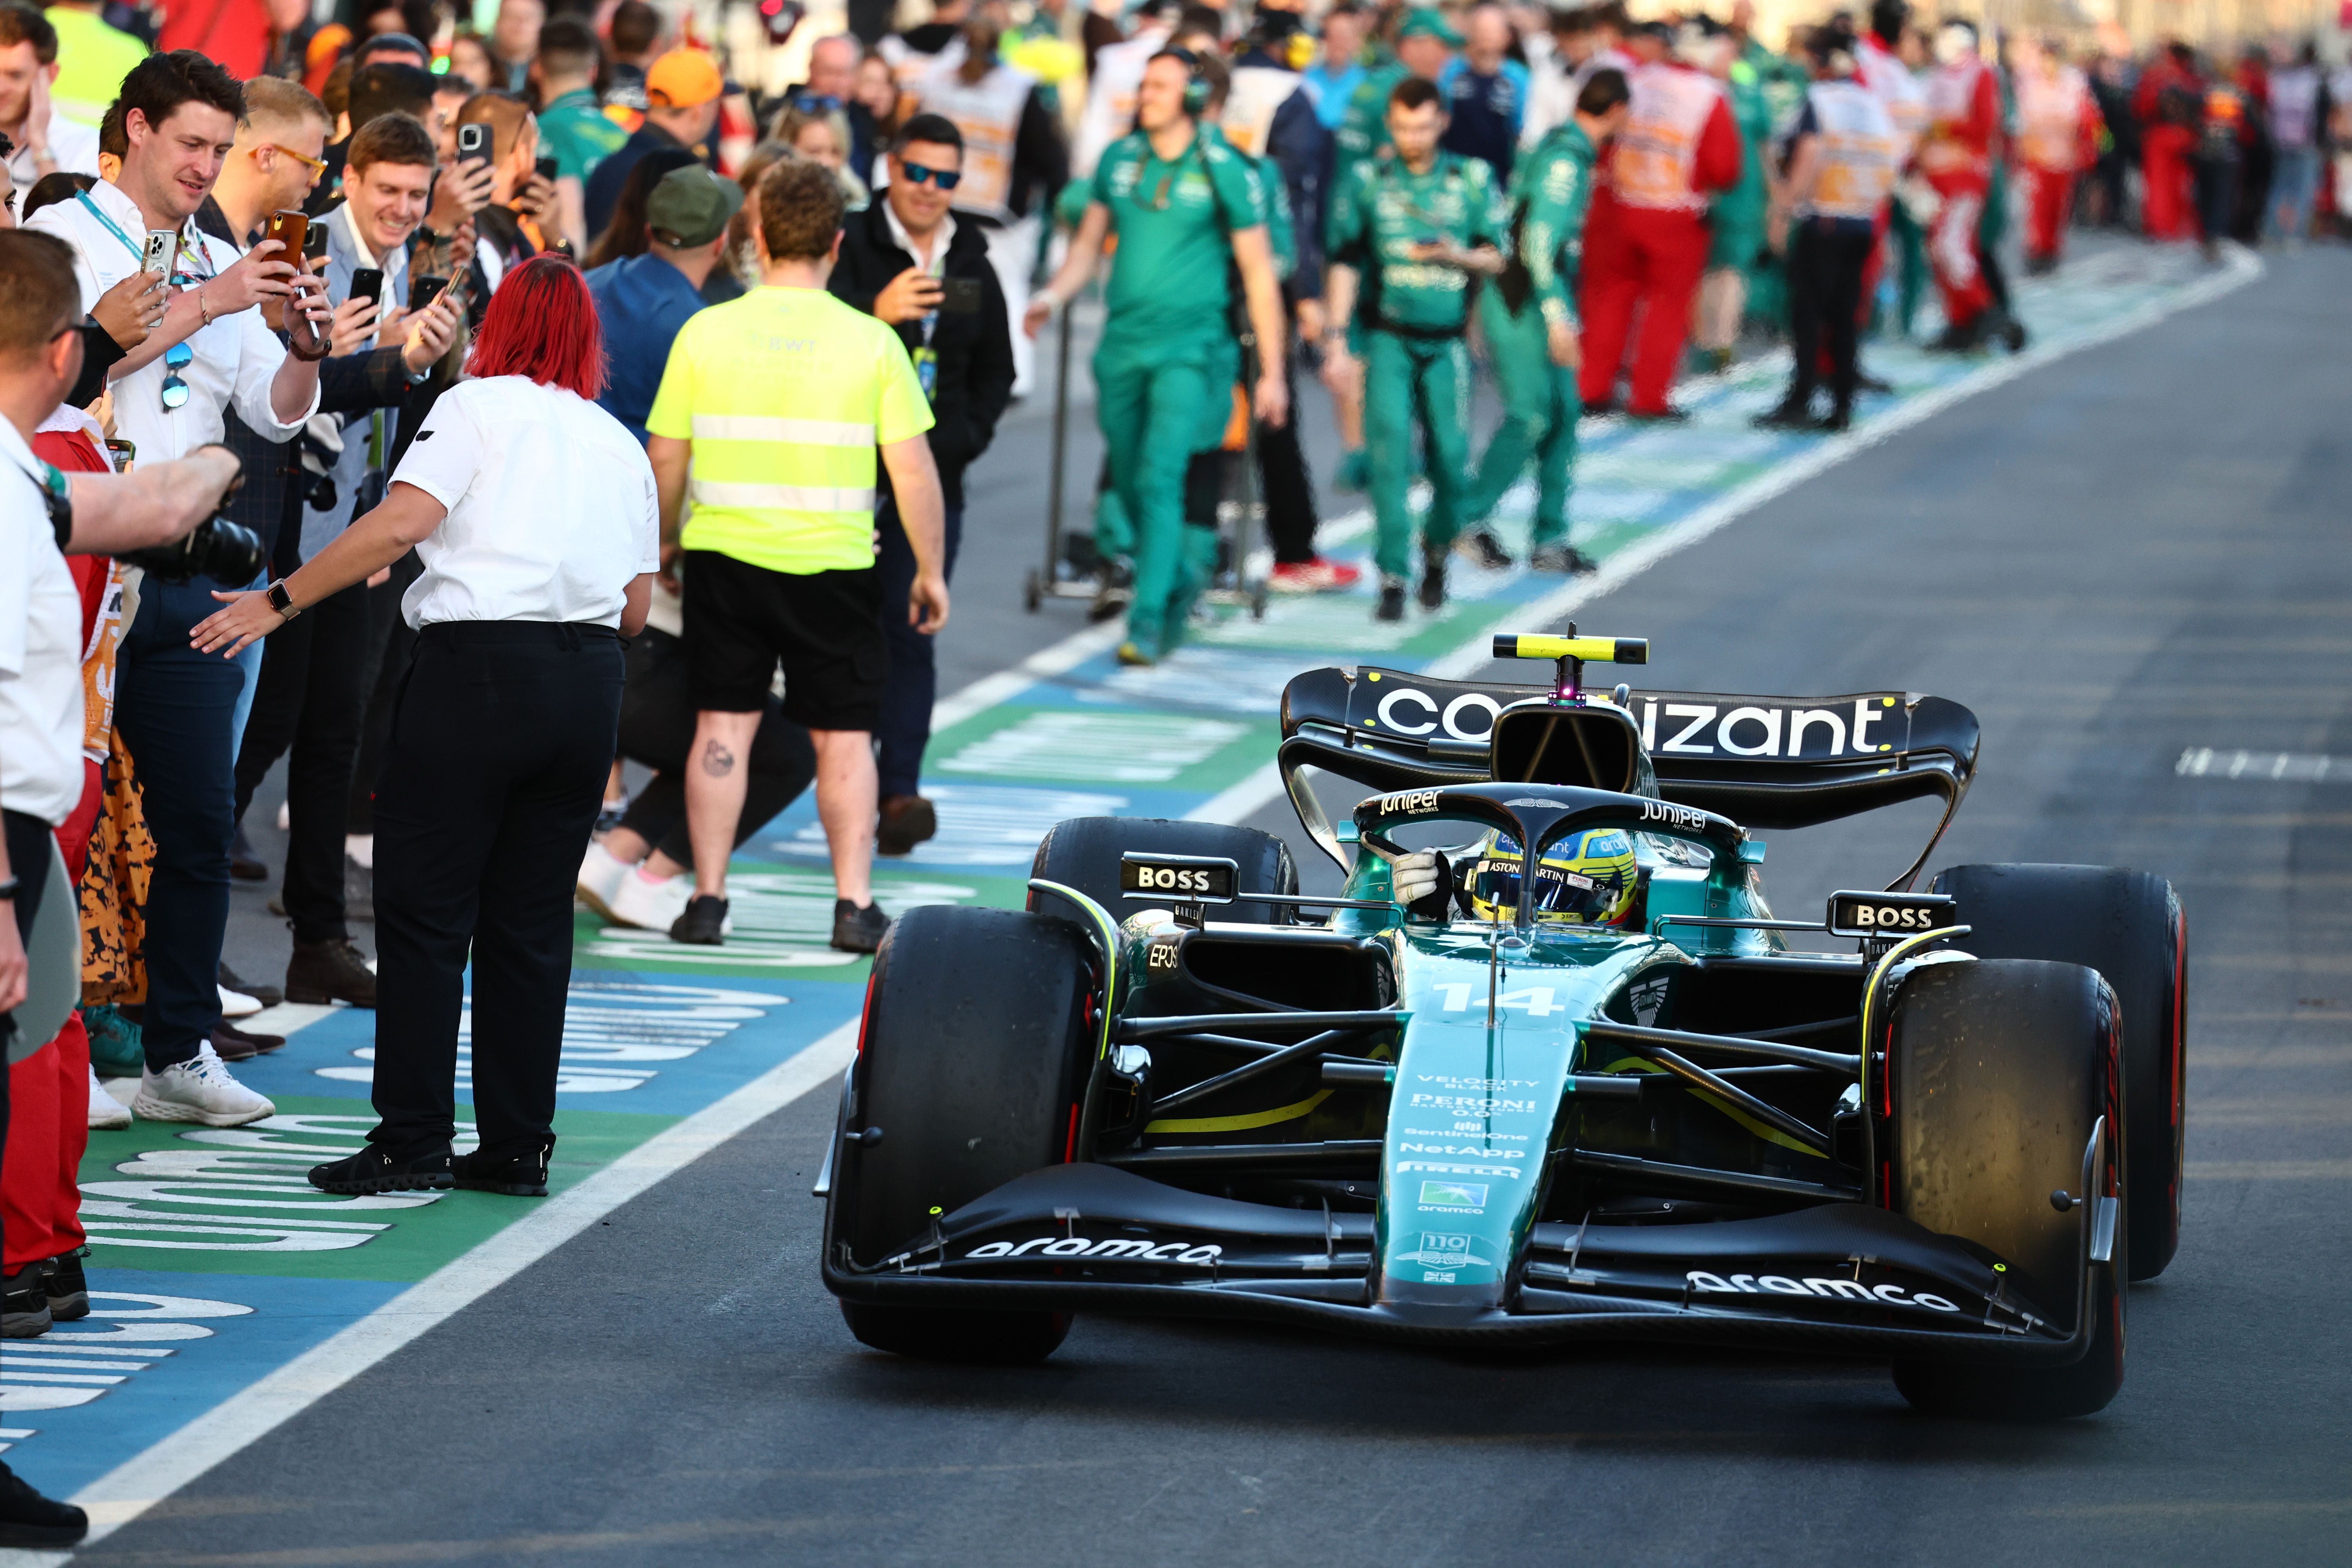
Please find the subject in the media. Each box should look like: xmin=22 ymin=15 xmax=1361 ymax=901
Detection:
xmin=2267 ymin=146 xmax=2319 ymax=241
xmin=874 ymin=497 xmax=963 ymax=801
xmin=116 ymin=579 xmax=245 ymax=1070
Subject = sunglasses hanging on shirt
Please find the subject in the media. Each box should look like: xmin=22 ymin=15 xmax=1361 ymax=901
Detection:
xmin=161 ymin=340 xmax=194 ymax=410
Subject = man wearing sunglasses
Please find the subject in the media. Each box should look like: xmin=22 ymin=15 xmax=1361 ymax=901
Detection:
xmin=25 ymin=51 xmax=328 ymax=1129
xmin=828 ymin=113 xmax=1014 ymax=857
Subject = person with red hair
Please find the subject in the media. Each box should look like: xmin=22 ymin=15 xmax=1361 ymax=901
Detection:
xmin=189 ymin=257 xmax=661 ymax=1201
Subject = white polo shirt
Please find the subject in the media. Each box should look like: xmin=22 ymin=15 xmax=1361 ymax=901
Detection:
xmin=0 ymin=420 xmax=89 ymax=828
xmin=388 ymin=376 xmax=661 ymax=630
xmin=24 ymin=178 xmax=319 ymax=464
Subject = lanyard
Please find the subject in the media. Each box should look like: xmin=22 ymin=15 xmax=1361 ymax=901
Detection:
xmin=75 ymin=191 xmax=216 ymax=285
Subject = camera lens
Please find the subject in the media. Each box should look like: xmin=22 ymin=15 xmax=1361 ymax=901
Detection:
xmin=122 ymin=515 xmax=267 ymax=586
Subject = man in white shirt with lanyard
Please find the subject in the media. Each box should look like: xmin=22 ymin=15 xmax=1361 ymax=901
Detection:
xmin=25 ymin=49 xmax=326 ymax=1128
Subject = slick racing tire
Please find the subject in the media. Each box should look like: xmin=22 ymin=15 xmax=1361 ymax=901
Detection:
xmin=833 ymin=904 xmax=1093 ymax=1364
xmin=1931 ymin=863 xmax=2185 ymax=1280
xmin=1887 ymin=959 xmax=2126 ymax=1420
xmin=1027 ymin=816 xmax=1299 ymax=926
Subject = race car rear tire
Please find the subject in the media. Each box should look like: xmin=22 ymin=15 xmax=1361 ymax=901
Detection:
xmin=1929 ymin=863 xmax=2185 ymax=1280
xmin=1886 ymin=959 xmax=2126 ymax=1420
xmin=1027 ymin=816 xmax=1299 ymax=926
xmin=832 ymin=904 xmax=1093 ymax=1364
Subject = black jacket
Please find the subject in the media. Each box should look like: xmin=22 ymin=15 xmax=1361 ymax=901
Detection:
xmin=827 ymin=198 xmax=1016 ymax=509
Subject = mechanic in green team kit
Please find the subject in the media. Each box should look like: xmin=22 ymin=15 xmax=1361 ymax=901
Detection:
xmin=1322 ymin=74 xmax=1504 ymax=621
xmin=1459 ymin=67 xmax=1629 ymax=577
xmin=1028 ymin=48 xmax=1290 ymax=667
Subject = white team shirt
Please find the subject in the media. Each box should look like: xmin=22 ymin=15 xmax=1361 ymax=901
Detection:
xmin=389 ymin=377 xmax=660 ymax=630
xmin=0 ymin=419 xmax=89 ymax=828
xmin=24 ymin=179 xmax=318 ymax=465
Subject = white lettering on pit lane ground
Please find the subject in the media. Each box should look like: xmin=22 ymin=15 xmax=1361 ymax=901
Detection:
xmin=320 ymin=980 xmax=789 ymax=1094
xmin=1685 ymin=1271 xmax=1962 ymax=1312
xmin=939 ymin=711 xmax=1249 ymax=785
xmin=773 ymin=784 xmax=1128 ymax=869
xmin=584 ymin=869 xmax=977 ymax=968
xmin=1088 ymin=645 xmax=1297 ymax=718
xmin=0 ymin=1291 xmax=251 ymax=1415
xmin=80 ymin=1114 xmax=468 ymax=1253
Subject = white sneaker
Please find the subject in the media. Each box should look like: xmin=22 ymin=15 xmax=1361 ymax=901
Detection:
xmin=577 ymin=840 xmax=631 ymax=920
xmin=87 ymin=1065 xmax=131 ymax=1131
xmin=276 ymin=800 xmax=290 ymax=831
xmin=131 ymin=1044 xmax=277 ymax=1127
xmin=217 ymin=983 xmax=262 ymax=1019
xmin=345 ymin=833 xmax=374 ymax=871
xmin=609 ymin=866 xmax=695 ymax=931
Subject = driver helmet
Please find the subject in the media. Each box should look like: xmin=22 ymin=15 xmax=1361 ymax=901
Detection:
xmin=1461 ymin=828 xmax=1639 ymax=927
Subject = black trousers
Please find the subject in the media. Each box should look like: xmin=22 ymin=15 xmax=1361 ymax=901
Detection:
xmin=115 ymin=579 xmax=244 ymax=1069
xmin=1787 ymin=220 xmax=1875 ymax=413
xmin=1256 ymin=348 xmax=1319 ymax=565
xmin=232 ymin=580 xmax=370 ymax=944
xmin=368 ymin=622 xmax=623 ymax=1158
xmin=614 ymin=626 xmax=815 ymax=863
xmin=346 ymin=551 xmax=424 ymax=837
xmin=873 ymin=497 xmax=963 ymax=802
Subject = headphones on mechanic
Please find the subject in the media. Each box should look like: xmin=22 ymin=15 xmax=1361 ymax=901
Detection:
xmin=1154 ymin=46 xmax=1213 ymax=118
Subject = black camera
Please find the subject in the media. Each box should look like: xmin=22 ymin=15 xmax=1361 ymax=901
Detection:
xmin=121 ymin=514 xmax=266 ymax=586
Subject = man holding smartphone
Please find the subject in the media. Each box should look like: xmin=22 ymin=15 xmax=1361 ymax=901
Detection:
xmin=827 ymin=114 xmax=1014 ymax=858
xmin=451 ymin=91 xmax=555 ymax=287
xmin=233 ymin=109 xmax=461 ymax=1010
xmin=24 ymin=50 xmax=330 ymax=1129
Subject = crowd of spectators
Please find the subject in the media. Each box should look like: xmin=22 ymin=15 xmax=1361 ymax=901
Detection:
xmin=1 ymin=0 xmax=2348 ymax=1543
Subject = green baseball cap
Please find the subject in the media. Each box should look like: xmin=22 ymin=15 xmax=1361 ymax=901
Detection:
xmin=1397 ymin=7 xmax=1463 ymax=44
xmin=646 ymin=164 xmax=745 ymax=248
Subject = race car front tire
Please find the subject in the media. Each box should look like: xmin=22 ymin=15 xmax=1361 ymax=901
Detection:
xmin=1929 ymin=862 xmax=2185 ymax=1280
xmin=1886 ymin=958 xmax=2126 ymax=1419
xmin=831 ymin=904 xmax=1094 ymax=1363
xmin=1027 ymin=816 xmax=1299 ymax=926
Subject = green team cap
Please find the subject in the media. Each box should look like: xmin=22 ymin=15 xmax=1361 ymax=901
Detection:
xmin=1397 ymin=8 xmax=1463 ymax=44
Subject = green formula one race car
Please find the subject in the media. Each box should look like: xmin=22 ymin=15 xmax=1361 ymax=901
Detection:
xmin=817 ymin=633 xmax=2187 ymax=1418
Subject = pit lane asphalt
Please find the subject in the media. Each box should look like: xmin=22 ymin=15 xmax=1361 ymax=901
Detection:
xmin=101 ymin=249 xmax=2351 ymax=1566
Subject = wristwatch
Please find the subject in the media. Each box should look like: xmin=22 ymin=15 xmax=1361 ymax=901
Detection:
xmin=0 ymin=876 xmax=18 ymax=902
xmin=264 ymin=579 xmax=301 ymax=620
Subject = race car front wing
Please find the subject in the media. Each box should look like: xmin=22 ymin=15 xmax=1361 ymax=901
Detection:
xmin=822 ymin=1120 xmax=2119 ymax=1365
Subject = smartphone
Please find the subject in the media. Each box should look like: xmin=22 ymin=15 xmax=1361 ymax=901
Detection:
xmin=348 ymin=267 xmax=385 ymax=309
xmin=263 ymin=209 xmax=308 ymax=260
xmin=457 ymin=121 xmax=492 ymax=167
xmin=940 ymin=276 xmax=981 ymax=315
xmin=534 ymin=154 xmax=559 ymax=185
xmin=303 ymin=225 xmax=331 ymax=263
xmin=104 ymin=438 xmax=135 ymax=474
xmin=140 ymin=230 xmax=178 ymax=276
xmin=408 ymin=273 xmax=449 ymax=312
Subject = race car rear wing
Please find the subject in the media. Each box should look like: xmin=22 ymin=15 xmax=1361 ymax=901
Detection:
xmin=1278 ymin=666 xmax=1981 ymax=890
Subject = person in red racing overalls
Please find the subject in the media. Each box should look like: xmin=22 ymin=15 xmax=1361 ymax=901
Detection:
xmin=1917 ymin=19 xmax=2000 ymax=350
xmin=2011 ymin=32 xmax=2102 ymax=273
xmin=1574 ymin=18 xmax=1740 ymax=420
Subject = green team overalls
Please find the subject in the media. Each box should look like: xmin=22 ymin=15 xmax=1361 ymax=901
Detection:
xmin=1326 ymin=147 xmax=1502 ymax=581
xmin=1336 ymin=62 xmax=1408 ymax=168
xmin=1088 ymin=123 xmax=1268 ymax=660
xmin=1712 ymin=59 xmax=1773 ymax=296
xmin=1466 ymin=120 xmax=1597 ymax=553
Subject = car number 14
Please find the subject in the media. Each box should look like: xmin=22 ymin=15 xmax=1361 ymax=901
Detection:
xmin=1432 ymin=984 xmax=1563 ymax=1016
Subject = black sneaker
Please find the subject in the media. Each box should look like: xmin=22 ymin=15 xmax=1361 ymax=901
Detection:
xmin=43 ymin=1250 xmax=88 ymax=1321
xmin=1374 ymin=576 xmax=1407 ymax=622
xmin=1455 ymin=528 xmax=1512 ymax=571
xmin=670 ymin=894 xmax=730 ymax=946
xmin=2 ymin=1265 xmax=50 ymax=1339
xmin=1751 ymin=396 xmax=1815 ymax=429
xmin=2000 ymin=316 xmax=2029 ymax=352
xmin=832 ymin=898 xmax=890 ymax=953
xmin=1528 ymin=542 xmax=1600 ymax=575
xmin=453 ymin=1137 xmax=554 ymax=1197
xmin=218 ymin=1020 xmax=286 ymax=1056
xmin=218 ymin=961 xmax=283 ymax=1009
xmin=207 ymin=1024 xmax=259 ymax=1063
xmin=0 ymin=1462 xmax=87 ymax=1548
xmin=1417 ymin=548 xmax=1447 ymax=612
xmin=307 ymin=1145 xmax=453 ymax=1195
xmin=286 ymin=938 xmax=377 ymax=1008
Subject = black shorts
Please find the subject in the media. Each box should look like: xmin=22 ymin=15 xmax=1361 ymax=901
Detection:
xmin=682 ymin=550 xmax=888 ymax=731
